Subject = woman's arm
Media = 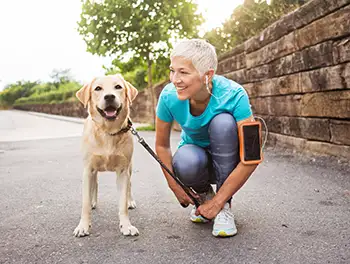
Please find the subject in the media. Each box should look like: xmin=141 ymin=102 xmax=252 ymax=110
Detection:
xmin=155 ymin=117 xmax=176 ymax=187
xmin=155 ymin=117 xmax=195 ymax=205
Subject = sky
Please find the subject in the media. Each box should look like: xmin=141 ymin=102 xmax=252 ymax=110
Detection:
xmin=0 ymin=0 xmax=244 ymax=91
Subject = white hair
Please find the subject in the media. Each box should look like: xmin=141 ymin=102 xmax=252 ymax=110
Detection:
xmin=170 ymin=39 xmax=218 ymax=76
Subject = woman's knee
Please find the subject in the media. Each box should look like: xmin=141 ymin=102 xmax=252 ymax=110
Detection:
xmin=209 ymin=113 xmax=237 ymax=139
xmin=172 ymin=145 xmax=208 ymax=185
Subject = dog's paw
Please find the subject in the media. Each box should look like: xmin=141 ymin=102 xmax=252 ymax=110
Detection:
xmin=120 ymin=224 xmax=139 ymax=236
xmin=91 ymin=202 xmax=97 ymax=210
xmin=73 ymin=221 xmax=90 ymax=237
xmin=128 ymin=200 xmax=137 ymax=209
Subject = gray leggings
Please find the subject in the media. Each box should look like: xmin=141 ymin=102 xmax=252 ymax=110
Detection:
xmin=172 ymin=113 xmax=240 ymax=195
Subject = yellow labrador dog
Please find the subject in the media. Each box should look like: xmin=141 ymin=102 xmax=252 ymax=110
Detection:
xmin=73 ymin=74 xmax=139 ymax=237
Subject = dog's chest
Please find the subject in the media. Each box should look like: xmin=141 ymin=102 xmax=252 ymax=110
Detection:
xmin=90 ymin=154 xmax=128 ymax=172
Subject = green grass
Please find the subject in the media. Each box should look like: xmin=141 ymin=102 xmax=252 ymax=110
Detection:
xmin=136 ymin=124 xmax=155 ymax=131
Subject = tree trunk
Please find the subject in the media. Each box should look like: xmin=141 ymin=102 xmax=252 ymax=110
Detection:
xmin=147 ymin=56 xmax=156 ymax=127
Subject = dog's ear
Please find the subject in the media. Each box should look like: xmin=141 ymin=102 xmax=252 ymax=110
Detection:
xmin=125 ymin=81 xmax=138 ymax=103
xmin=76 ymin=79 xmax=95 ymax=108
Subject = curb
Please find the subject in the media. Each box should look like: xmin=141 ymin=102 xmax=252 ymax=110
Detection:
xmin=26 ymin=111 xmax=85 ymax=124
xmin=24 ymin=111 xmax=149 ymax=128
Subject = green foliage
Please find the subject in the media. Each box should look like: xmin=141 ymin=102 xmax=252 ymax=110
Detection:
xmin=14 ymin=82 xmax=80 ymax=105
xmin=0 ymin=81 xmax=38 ymax=106
xmin=78 ymin=0 xmax=202 ymax=97
xmin=136 ymin=124 xmax=155 ymax=131
xmin=78 ymin=0 xmax=203 ymax=60
xmin=105 ymin=55 xmax=170 ymax=90
xmin=31 ymin=83 xmax=57 ymax=95
xmin=205 ymin=0 xmax=306 ymax=55
xmin=0 ymin=70 xmax=81 ymax=107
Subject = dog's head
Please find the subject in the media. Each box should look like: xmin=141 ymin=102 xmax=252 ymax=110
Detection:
xmin=76 ymin=74 xmax=138 ymax=121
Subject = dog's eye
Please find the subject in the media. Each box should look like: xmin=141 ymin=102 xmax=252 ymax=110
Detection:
xmin=95 ymin=86 xmax=102 ymax=91
xmin=115 ymin=85 xmax=122 ymax=90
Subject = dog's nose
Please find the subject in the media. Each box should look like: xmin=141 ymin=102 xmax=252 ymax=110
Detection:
xmin=104 ymin=94 xmax=116 ymax=102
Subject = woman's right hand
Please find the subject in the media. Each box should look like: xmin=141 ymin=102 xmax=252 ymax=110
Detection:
xmin=170 ymin=183 xmax=198 ymax=207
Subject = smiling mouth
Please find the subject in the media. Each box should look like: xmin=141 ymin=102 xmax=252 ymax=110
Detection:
xmin=97 ymin=105 xmax=122 ymax=121
xmin=176 ymin=87 xmax=187 ymax=91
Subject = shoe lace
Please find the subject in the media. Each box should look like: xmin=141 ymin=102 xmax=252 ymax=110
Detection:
xmin=216 ymin=207 xmax=234 ymax=224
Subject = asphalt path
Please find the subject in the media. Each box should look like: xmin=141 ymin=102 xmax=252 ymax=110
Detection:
xmin=0 ymin=110 xmax=349 ymax=264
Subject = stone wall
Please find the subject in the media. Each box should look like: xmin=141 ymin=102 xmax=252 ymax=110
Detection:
xmin=216 ymin=0 xmax=350 ymax=159
xmin=14 ymin=102 xmax=88 ymax=118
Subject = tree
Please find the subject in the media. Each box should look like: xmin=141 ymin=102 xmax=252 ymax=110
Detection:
xmin=77 ymin=0 xmax=203 ymax=125
xmin=205 ymin=0 xmax=307 ymax=55
xmin=49 ymin=68 xmax=73 ymax=88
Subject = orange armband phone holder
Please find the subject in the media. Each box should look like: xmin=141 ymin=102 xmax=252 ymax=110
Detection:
xmin=238 ymin=121 xmax=263 ymax=165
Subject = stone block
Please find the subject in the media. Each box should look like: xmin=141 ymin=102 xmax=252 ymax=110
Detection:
xmin=333 ymin=37 xmax=350 ymax=64
xmin=304 ymin=140 xmax=350 ymax=159
xmin=245 ymin=35 xmax=261 ymax=54
xmin=277 ymin=95 xmax=303 ymax=117
xmin=218 ymin=43 xmax=245 ymax=61
xmin=219 ymin=53 xmax=246 ymax=73
xmin=233 ymin=53 xmax=246 ymax=71
xmin=246 ymin=65 xmax=270 ymax=82
xmin=346 ymin=63 xmax=350 ymax=87
xmin=330 ymin=119 xmax=350 ymax=145
xmin=219 ymin=58 xmax=233 ymax=74
xmin=251 ymin=95 xmax=302 ymax=116
xmin=245 ymin=11 xmax=295 ymax=53
xmin=266 ymin=132 xmax=307 ymax=151
xmin=246 ymin=46 xmax=268 ymax=70
xmin=288 ymin=117 xmax=330 ymax=141
xmin=260 ymin=73 xmax=301 ymax=96
xmin=247 ymin=32 xmax=296 ymax=69
xmin=259 ymin=115 xmax=284 ymax=134
xmin=267 ymin=132 xmax=350 ymax=159
xmin=243 ymin=83 xmax=260 ymax=98
xmin=270 ymin=52 xmax=305 ymax=77
xmin=295 ymin=5 xmax=350 ymax=49
xmin=301 ymin=90 xmax=350 ymax=118
xmin=300 ymin=64 xmax=346 ymax=93
xmin=294 ymin=0 xmax=350 ymax=29
xmin=224 ymin=69 xmax=247 ymax=84
xmin=301 ymin=41 xmax=334 ymax=70
xmin=262 ymin=116 xmax=330 ymax=141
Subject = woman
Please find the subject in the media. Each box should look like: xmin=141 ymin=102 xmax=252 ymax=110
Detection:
xmin=155 ymin=39 xmax=258 ymax=237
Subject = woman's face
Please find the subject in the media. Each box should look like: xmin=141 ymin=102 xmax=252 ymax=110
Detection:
xmin=169 ymin=56 xmax=205 ymax=101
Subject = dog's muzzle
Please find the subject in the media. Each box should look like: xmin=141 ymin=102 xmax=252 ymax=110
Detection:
xmin=97 ymin=102 xmax=122 ymax=121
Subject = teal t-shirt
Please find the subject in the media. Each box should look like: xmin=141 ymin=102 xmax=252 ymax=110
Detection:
xmin=156 ymin=75 xmax=253 ymax=148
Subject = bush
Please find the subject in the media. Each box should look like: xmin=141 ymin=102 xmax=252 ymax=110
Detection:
xmin=31 ymin=83 xmax=56 ymax=95
xmin=0 ymin=81 xmax=38 ymax=106
xmin=13 ymin=81 xmax=80 ymax=105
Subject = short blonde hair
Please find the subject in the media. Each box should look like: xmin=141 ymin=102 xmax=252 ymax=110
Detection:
xmin=170 ymin=39 xmax=218 ymax=76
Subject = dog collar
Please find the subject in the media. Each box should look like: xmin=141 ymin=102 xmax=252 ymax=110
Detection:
xmin=109 ymin=118 xmax=133 ymax=136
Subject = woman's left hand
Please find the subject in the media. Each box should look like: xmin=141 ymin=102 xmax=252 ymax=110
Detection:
xmin=195 ymin=199 xmax=223 ymax=220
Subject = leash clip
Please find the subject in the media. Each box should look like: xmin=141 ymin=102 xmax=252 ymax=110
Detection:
xmin=130 ymin=127 xmax=143 ymax=142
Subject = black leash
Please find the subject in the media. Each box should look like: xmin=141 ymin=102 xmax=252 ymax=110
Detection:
xmin=128 ymin=122 xmax=202 ymax=209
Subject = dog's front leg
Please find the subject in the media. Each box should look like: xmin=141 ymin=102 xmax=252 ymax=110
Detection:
xmin=117 ymin=169 xmax=139 ymax=236
xmin=73 ymin=167 xmax=93 ymax=237
xmin=127 ymin=165 xmax=136 ymax=209
xmin=90 ymin=171 xmax=98 ymax=209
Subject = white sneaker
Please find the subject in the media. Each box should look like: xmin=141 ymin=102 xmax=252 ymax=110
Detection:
xmin=189 ymin=186 xmax=215 ymax=223
xmin=212 ymin=203 xmax=237 ymax=237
